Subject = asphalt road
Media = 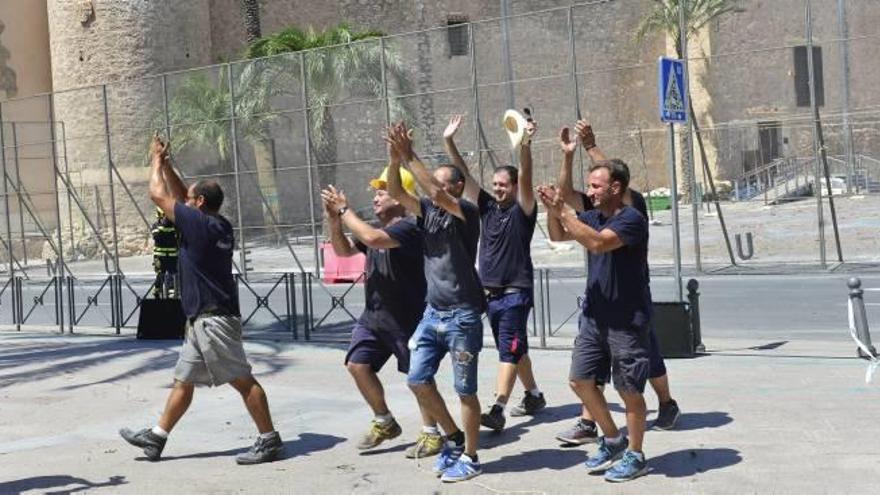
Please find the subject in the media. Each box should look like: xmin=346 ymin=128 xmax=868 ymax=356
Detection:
xmin=4 ymin=273 xmax=876 ymax=344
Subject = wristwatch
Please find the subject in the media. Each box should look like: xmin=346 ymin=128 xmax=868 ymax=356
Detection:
xmin=338 ymin=206 xmax=349 ymax=217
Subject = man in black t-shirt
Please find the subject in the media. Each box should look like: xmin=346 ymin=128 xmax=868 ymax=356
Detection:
xmin=321 ymin=162 xmax=442 ymax=459
xmin=443 ymin=114 xmax=545 ymax=433
xmin=386 ymin=122 xmax=485 ymax=483
xmin=555 ymin=121 xmax=681 ymax=447
xmin=537 ymin=128 xmax=651 ymax=482
xmin=120 ymin=135 xmax=281 ymax=465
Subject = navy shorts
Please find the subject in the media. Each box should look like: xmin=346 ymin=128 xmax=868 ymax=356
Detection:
xmin=570 ymin=314 xmax=651 ymax=393
xmin=647 ymin=325 xmax=667 ymax=379
xmin=487 ymin=290 xmax=532 ymax=364
xmin=345 ymin=323 xmax=411 ymax=374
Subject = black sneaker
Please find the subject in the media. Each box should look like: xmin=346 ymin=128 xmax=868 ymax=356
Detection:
xmin=480 ymin=405 xmax=506 ymax=432
xmin=555 ymin=418 xmax=598 ymax=445
xmin=652 ymin=399 xmax=681 ymax=430
xmin=236 ymin=432 xmax=284 ymax=465
xmin=509 ymin=392 xmax=547 ymax=417
xmin=119 ymin=427 xmax=167 ymax=461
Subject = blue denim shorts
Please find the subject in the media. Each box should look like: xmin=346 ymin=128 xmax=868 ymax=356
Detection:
xmin=407 ymin=305 xmax=484 ymax=396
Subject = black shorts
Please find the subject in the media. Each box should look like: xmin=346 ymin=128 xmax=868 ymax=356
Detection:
xmin=345 ymin=323 xmax=410 ymax=374
xmin=569 ymin=314 xmax=651 ymax=393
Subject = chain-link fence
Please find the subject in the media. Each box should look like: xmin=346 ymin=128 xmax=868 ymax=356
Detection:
xmin=2 ymin=0 xmax=880 ymax=335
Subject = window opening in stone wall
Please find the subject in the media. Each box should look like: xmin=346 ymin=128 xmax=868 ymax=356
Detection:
xmin=447 ymin=14 xmax=469 ymax=57
xmin=793 ymin=45 xmax=824 ymax=107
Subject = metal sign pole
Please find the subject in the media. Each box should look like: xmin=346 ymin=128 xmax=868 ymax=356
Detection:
xmin=667 ymin=122 xmax=683 ymax=302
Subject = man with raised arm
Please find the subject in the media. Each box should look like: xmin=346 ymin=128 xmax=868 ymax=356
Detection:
xmin=119 ymin=135 xmax=282 ymax=465
xmin=320 ymin=158 xmax=443 ymax=459
xmin=536 ymin=126 xmax=651 ymax=482
xmin=385 ymin=122 xmax=486 ymax=483
xmin=554 ymin=120 xmax=680 ymax=447
xmin=443 ymin=114 xmax=545 ymax=433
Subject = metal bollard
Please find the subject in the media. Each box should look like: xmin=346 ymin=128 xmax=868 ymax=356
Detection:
xmin=847 ymin=278 xmax=878 ymax=359
xmin=687 ymin=279 xmax=704 ymax=353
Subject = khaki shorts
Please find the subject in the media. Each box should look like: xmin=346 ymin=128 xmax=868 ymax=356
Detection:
xmin=174 ymin=315 xmax=252 ymax=386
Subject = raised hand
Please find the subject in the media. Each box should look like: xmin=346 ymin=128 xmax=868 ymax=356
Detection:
xmin=150 ymin=133 xmax=169 ymax=161
xmin=320 ymin=185 xmax=348 ymax=216
xmin=559 ymin=127 xmax=578 ymax=155
xmin=443 ymin=114 xmax=464 ymax=140
xmin=384 ymin=121 xmax=415 ymax=161
xmin=575 ymin=120 xmax=596 ymax=150
xmin=525 ymin=120 xmax=538 ymax=139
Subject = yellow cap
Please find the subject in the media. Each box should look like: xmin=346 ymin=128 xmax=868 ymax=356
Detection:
xmin=370 ymin=166 xmax=418 ymax=196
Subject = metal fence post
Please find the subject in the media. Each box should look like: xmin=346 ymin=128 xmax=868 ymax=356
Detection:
xmin=567 ymin=5 xmax=589 ymax=273
xmin=299 ymin=52 xmax=321 ymax=278
xmin=847 ymin=278 xmax=877 ymax=358
xmin=226 ymin=65 xmax=250 ymax=281
xmin=48 ymin=94 xmax=66 ymax=333
xmin=0 ymin=102 xmax=12 ymax=279
xmin=680 ymin=1 xmax=702 ymax=272
xmin=469 ymin=22 xmax=484 ymax=187
xmin=379 ymin=37 xmax=391 ymax=127
xmin=536 ymin=269 xmax=547 ymax=348
xmin=11 ymin=123 xmax=27 ymax=265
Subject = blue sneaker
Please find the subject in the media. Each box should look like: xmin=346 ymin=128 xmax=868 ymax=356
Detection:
xmin=605 ymin=450 xmax=648 ymax=482
xmin=432 ymin=442 xmax=464 ymax=477
xmin=440 ymin=454 xmax=482 ymax=483
xmin=584 ymin=436 xmax=629 ymax=473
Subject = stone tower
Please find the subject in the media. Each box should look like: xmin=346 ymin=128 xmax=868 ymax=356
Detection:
xmin=44 ymin=0 xmax=214 ymax=259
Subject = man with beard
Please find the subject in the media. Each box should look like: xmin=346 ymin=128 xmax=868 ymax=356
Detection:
xmin=386 ymin=122 xmax=486 ymax=483
xmin=321 ymin=158 xmax=442 ymax=459
xmin=537 ymin=126 xmax=652 ymax=482
xmin=554 ymin=120 xmax=680 ymax=448
xmin=442 ymin=113 xmax=545 ymax=433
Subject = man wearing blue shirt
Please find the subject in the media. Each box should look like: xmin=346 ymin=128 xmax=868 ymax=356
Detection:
xmin=555 ymin=120 xmax=680 ymax=447
xmin=120 ymin=135 xmax=281 ymax=465
xmin=386 ymin=122 xmax=486 ymax=483
xmin=538 ymin=127 xmax=652 ymax=482
xmin=442 ymin=114 xmax=545 ymax=433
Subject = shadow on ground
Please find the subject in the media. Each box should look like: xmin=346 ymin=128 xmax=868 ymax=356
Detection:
xmin=140 ymin=432 xmax=346 ymax=462
xmin=0 ymin=475 xmax=127 ymax=495
xmin=649 ymin=448 xmax=742 ymax=477
xmin=0 ymin=334 xmax=294 ymax=390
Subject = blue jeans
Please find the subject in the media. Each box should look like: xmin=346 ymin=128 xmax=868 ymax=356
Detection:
xmin=407 ymin=305 xmax=484 ymax=396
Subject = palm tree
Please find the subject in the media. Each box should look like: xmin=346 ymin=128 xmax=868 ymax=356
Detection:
xmin=163 ymin=60 xmax=285 ymax=222
xmin=246 ymin=24 xmax=413 ymax=188
xmin=240 ymin=0 xmax=262 ymax=43
xmin=637 ymin=0 xmax=742 ymax=194
xmin=637 ymin=0 xmax=742 ymax=265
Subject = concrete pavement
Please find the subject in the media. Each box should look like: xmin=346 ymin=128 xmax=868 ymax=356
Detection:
xmin=1 ymin=331 xmax=879 ymax=494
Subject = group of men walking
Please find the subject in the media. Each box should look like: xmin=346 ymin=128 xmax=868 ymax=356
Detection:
xmin=119 ymin=113 xmax=680 ymax=485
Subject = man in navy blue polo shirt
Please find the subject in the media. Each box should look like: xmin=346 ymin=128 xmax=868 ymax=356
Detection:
xmin=386 ymin=122 xmax=485 ymax=483
xmin=554 ymin=120 xmax=680 ymax=447
xmin=321 ymin=159 xmax=443 ymax=459
xmin=537 ymin=127 xmax=652 ymax=482
xmin=443 ymin=114 xmax=545 ymax=433
xmin=120 ymin=135 xmax=281 ymax=465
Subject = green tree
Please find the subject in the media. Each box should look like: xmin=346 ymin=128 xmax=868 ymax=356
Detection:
xmin=637 ymin=0 xmax=742 ymax=197
xmin=163 ymin=60 xmax=284 ymax=223
xmin=239 ymin=0 xmax=262 ymax=44
xmin=637 ymin=0 xmax=743 ymax=265
xmin=246 ymin=24 xmax=413 ymax=188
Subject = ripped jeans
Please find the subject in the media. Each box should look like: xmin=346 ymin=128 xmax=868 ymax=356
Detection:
xmin=407 ymin=305 xmax=484 ymax=396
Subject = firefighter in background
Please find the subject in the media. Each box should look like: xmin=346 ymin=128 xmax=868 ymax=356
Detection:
xmin=151 ymin=207 xmax=179 ymax=298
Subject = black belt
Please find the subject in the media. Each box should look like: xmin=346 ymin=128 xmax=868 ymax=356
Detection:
xmin=484 ymin=286 xmax=525 ymax=298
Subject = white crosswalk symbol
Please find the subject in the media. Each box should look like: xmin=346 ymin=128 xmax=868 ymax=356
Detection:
xmin=664 ymin=70 xmax=684 ymax=113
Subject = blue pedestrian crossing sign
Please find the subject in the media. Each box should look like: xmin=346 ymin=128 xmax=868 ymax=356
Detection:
xmin=658 ymin=57 xmax=688 ymax=123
